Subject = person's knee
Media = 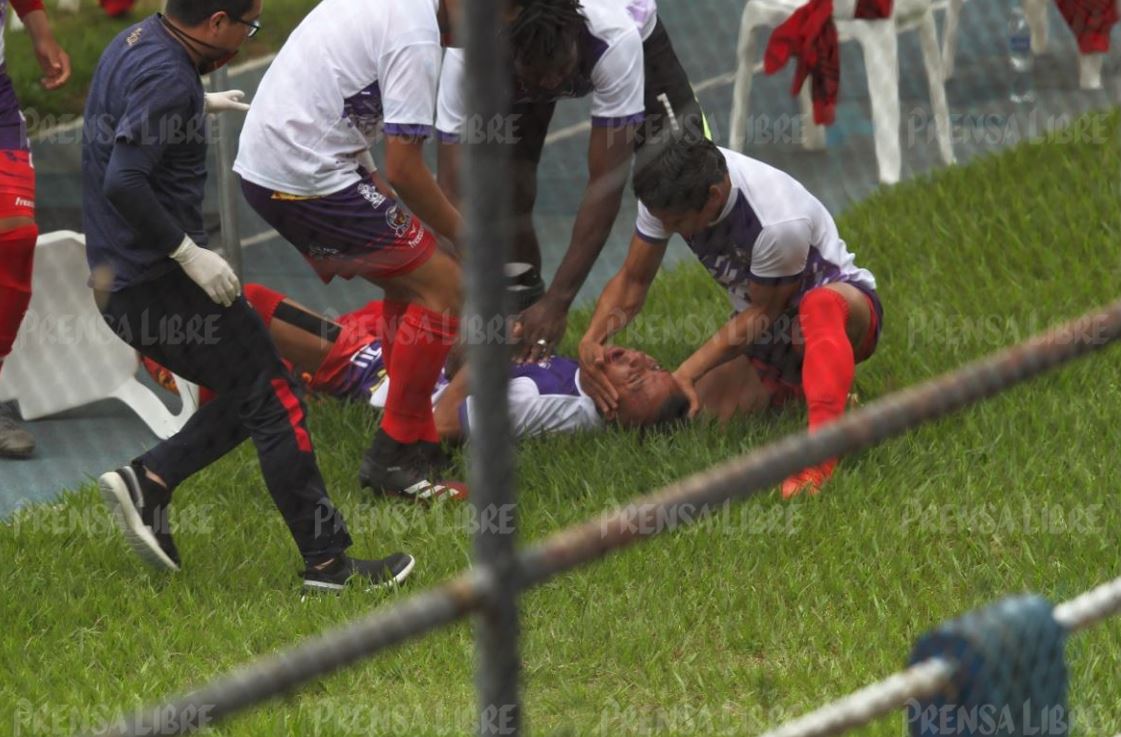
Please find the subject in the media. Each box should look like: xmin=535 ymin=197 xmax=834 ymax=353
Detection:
xmin=416 ymin=252 xmax=463 ymax=314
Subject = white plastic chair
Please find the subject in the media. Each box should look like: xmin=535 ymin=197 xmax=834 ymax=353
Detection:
xmin=0 ymin=231 xmax=198 ymax=440
xmin=942 ymin=0 xmax=1108 ymax=88
xmin=729 ymin=0 xmax=956 ymax=184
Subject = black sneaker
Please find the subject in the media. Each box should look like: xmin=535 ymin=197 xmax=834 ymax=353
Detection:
xmin=359 ymin=429 xmax=463 ymax=502
xmin=416 ymin=440 xmax=453 ymax=477
xmin=302 ymin=552 xmax=415 ymax=593
xmin=0 ymin=412 xmax=35 ymax=459
xmin=98 ymin=464 xmax=180 ymax=571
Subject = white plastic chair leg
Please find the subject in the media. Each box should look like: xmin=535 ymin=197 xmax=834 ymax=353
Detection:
xmin=799 ymin=85 xmax=827 ymax=150
xmin=941 ymin=0 xmax=964 ymax=80
xmin=730 ymin=4 xmax=763 ymax=152
xmin=109 ymin=378 xmax=193 ymax=441
xmin=1079 ymin=53 xmax=1105 ymax=89
xmin=1023 ymin=0 xmax=1049 ymax=53
xmin=918 ymin=8 xmax=955 ymax=165
xmin=858 ymin=20 xmax=902 ymax=184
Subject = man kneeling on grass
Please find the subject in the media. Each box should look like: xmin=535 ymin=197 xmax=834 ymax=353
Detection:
xmin=579 ymin=137 xmax=884 ymax=498
xmin=145 ymin=283 xmax=691 ymax=501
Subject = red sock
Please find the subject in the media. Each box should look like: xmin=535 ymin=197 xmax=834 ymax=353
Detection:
xmin=382 ymin=304 xmax=459 ymax=444
xmin=798 ymin=288 xmax=854 ymax=476
xmin=379 ymin=300 xmax=408 ymax=375
xmin=0 ymin=224 xmax=38 ymax=361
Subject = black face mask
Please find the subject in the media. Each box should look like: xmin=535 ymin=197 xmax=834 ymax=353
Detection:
xmin=159 ymin=13 xmax=239 ymax=75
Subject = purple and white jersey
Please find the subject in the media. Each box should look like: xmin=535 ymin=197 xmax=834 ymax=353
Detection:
xmin=636 ymin=148 xmax=876 ymax=314
xmin=436 ymin=0 xmax=657 ymax=141
xmin=234 ymin=0 xmax=442 ymax=196
xmin=459 ymin=357 xmax=601 ymax=439
xmin=369 ymin=355 xmax=600 ymax=440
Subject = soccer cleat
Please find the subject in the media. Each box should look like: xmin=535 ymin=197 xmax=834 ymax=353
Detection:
xmin=302 ymin=552 xmax=416 ymax=593
xmin=0 ymin=414 xmax=35 ymax=459
xmin=98 ymin=464 xmax=181 ymax=571
xmin=359 ymin=429 xmax=465 ymax=502
xmin=781 ymin=463 xmax=834 ymax=499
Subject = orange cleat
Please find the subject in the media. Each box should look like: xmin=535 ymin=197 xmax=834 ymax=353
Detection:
xmin=781 ymin=462 xmax=835 ymax=499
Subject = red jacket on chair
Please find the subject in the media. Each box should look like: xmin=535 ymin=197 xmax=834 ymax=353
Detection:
xmin=764 ymin=0 xmax=893 ymax=126
xmin=1056 ymin=0 xmax=1119 ymax=53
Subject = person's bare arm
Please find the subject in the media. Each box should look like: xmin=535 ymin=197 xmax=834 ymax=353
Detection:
xmin=436 ymin=139 xmax=461 ymax=207
xmin=577 ymin=232 xmax=667 ymax=415
xmin=673 ymin=280 xmax=801 ymax=415
xmin=385 ymin=133 xmax=464 ymax=245
xmin=433 ymin=366 xmax=470 ymax=443
xmin=516 ymin=125 xmax=636 ymax=359
xmin=20 ymin=9 xmax=70 ymax=90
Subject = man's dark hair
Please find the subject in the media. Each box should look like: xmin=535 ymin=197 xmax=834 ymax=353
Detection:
xmin=508 ymin=0 xmax=587 ymax=78
xmin=166 ymin=0 xmax=253 ymax=26
xmin=640 ymin=391 xmax=692 ymax=436
xmin=633 ymin=136 xmax=728 ymax=214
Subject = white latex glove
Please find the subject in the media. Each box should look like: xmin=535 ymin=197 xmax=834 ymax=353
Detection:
xmin=170 ymin=235 xmax=241 ymax=307
xmin=204 ymin=89 xmax=250 ymax=114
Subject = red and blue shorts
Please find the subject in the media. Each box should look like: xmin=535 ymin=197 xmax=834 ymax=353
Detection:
xmin=240 ymin=174 xmax=436 ymax=284
xmin=0 ymin=69 xmax=34 ymax=220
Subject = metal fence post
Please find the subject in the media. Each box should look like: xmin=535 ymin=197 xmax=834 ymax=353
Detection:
xmin=462 ymin=0 xmax=520 ymax=735
xmin=209 ymin=66 xmax=244 ymax=279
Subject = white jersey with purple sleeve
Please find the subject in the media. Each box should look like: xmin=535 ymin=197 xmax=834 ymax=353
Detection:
xmin=635 ymin=148 xmax=876 ymax=314
xmin=460 ymin=357 xmax=602 ymax=439
xmin=234 ymin=0 xmax=442 ymax=196
xmin=369 ymin=356 xmax=601 ymax=439
xmin=436 ymin=0 xmax=656 ymax=141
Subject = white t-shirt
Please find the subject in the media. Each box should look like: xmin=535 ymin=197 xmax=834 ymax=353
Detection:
xmin=636 ymin=148 xmax=876 ymax=313
xmin=436 ymin=0 xmax=657 ymax=141
xmin=234 ymin=0 xmax=442 ymax=196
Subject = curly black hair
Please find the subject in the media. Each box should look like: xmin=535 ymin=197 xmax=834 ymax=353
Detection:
xmin=508 ymin=0 xmax=587 ymax=80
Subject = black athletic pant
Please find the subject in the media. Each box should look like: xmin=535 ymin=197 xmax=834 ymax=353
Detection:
xmin=98 ymin=269 xmax=352 ymax=565
xmin=508 ymin=18 xmax=706 ymax=266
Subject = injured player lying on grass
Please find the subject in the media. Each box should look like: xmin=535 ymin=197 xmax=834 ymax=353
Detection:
xmin=144 ymin=283 xmax=692 ymax=495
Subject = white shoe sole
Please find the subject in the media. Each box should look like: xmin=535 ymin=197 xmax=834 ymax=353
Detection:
xmin=98 ymin=470 xmax=180 ymax=572
xmin=302 ymin=554 xmax=416 ymax=593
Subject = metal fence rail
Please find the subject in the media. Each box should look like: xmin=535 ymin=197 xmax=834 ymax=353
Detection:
xmin=460 ymin=0 xmax=520 ymax=733
xmin=78 ymin=297 xmax=1121 ymax=737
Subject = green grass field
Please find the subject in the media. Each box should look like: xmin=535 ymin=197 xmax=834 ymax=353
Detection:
xmin=4 ymin=0 xmax=316 ymax=127
xmin=2 ymin=112 xmax=1119 ymax=737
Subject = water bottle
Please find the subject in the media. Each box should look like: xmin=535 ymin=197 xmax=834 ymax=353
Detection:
xmin=1007 ymin=2 xmax=1036 ymax=104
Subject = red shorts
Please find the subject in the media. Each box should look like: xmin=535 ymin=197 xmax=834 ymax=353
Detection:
xmin=0 ymin=150 xmax=35 ymax=219
xmin=310 ymin=301 xmax=385 ymax=398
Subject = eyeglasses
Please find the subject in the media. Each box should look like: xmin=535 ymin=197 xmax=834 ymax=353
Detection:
xmin=231 ymin=15 xmax=261 ymax=37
